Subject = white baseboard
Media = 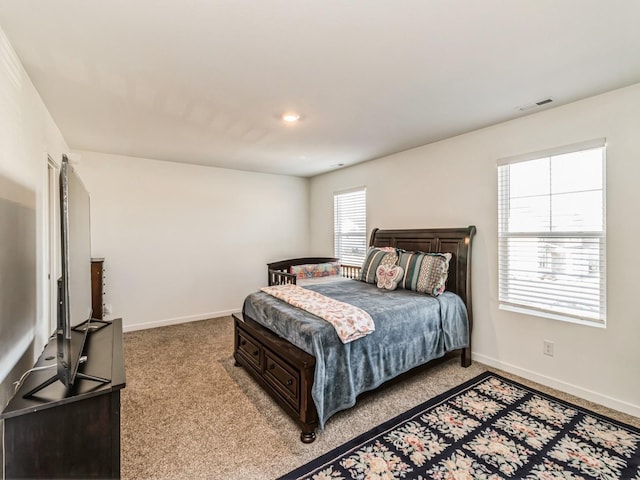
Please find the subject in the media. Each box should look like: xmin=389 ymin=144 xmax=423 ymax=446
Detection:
xmin=473 ymin=352 xmax=640 ymax=419
xmin=122 ymin=309 xmax=240 ymax=333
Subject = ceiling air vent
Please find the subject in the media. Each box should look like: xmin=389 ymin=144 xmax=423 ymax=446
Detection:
xmin=517 ymin=97 xmax=554 ymax=112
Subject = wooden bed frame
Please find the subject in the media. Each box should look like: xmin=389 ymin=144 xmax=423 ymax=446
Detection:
xmin=233 ymin=226 xmax=476 ymax=442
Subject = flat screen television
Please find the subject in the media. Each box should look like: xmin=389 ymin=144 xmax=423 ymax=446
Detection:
xmin=24 ymin=155 xmax=109 ymax=397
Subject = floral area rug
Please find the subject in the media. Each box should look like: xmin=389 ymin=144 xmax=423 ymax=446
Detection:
xmin=280 ymin=372 xmax=640 ymax=479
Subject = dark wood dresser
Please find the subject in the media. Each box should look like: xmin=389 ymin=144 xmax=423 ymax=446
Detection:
xmin=1 ymin=318 xmax=126 ymax=479
xmin=91 ymin=258 xmax=105 ymax=320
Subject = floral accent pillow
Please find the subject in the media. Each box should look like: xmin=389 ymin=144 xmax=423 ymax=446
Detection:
xmin=376 ymin=264 xmax=404 ymax=291
xmin=290 ymin=262 xmax=341 ymax=279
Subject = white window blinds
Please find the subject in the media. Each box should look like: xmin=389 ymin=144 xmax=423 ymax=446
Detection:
xmin=498 ymin=139 xmax=606 ymax=325
xmin=334 ymin=188 xmax=366 ymax=266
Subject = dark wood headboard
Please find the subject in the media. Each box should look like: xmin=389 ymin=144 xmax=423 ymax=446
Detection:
xmin=370 ymin=226 xmax=476 ymax=330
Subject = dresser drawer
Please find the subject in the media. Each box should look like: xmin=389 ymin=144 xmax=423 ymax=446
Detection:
xmin=264 ymin=351 xmax=300 ymax=409
xmin=237 ymin=331 xmax=261 ymax=370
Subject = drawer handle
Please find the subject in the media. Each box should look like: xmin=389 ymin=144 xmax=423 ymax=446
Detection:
xmin=253 ymin=350 xmax=259 ymax=356
xmin=269 ymin=364 xmax=275 ymax=370
xmin=287 ymin=379 xmax=293 ymax=386
xmin=240 ymin=340 xmax=247 ymax=346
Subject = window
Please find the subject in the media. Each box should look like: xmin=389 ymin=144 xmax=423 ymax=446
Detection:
xmin=498 ymin=139 xmax=606 ymax=326
xmin=334 ymin=188 xmax=366 ymax=266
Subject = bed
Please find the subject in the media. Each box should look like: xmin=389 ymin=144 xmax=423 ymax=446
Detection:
xmin=233 ymin=226 xmax=476 ymax=442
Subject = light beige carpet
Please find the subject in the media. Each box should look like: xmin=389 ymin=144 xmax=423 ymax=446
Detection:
xmin=121 ymin=317 xmax=639 ymax=480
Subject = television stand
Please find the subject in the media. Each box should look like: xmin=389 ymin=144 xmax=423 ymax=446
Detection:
xmin=23 ymin=369 xmax=112 ymax=399
xmin=1 ymin=318 xmax=126 ymax=479
xmin=75 ymin=317 xmax=111 ymax=332
xmin=21 ymin=318 xmax=112 ymax=399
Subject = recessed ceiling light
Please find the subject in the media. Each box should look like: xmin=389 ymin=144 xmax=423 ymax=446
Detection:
xmin=282 ymin=112 xmax=301 ymax=123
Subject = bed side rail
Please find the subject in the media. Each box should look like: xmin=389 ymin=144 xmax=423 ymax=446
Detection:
xmin=268 ymin=269 xmax=297 ymax=286
xmin=340 ymin=264 xmax=361 ymax=279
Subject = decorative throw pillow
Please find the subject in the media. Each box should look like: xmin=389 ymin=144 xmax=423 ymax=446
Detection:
xmin=290 ymin=262 xmax=341 ymax=279
xmin=376 ymin=264 xmax=404 ymax=291
xmin=397 ymin=250 xmax=452 ymax=296
xmin=360 ymin=247 xmax=399 ymax=284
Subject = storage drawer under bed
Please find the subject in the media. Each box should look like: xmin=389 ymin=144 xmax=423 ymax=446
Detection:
xmin=236 ymin=330 xmax=262 ymax=371
xmin=264 ymin=351 xmax=300 ymax=408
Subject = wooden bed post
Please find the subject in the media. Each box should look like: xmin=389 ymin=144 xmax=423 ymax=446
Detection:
xmin=462 ymin=347 xmax=472 ymax=367
xmin=461 ymin=226 xmax=475 ymax=367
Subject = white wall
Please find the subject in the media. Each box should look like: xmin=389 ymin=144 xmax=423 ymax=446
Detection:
xmin=310 ymin=83 xmax=640 ymax=417
xmin=0 ymin=27 xmax=69 ymax=408
xmin=75 ymin=151 xmax=310 ymax=331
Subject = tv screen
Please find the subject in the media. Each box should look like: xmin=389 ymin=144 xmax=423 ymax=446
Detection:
xmin=23 ymin=155 xmax=110 ymax=398
xmin=57 ymin=155 xmax=93 ymax=387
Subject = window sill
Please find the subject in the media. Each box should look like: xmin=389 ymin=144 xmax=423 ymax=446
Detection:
xmin=499 ymin=303 xmax=606 ymax=329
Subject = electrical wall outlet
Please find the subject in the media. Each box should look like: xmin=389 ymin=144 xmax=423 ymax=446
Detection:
xmin=543 ymin=340 xmax=554 ymax=357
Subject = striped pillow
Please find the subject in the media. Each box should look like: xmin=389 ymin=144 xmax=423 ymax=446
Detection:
xmin=360 ymin=247 xmax=398 ymax=284
xmin=397 ymin=250 xmax=452 ymax=296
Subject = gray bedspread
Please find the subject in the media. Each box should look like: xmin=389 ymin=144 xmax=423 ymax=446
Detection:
xmin=242 ymin=280 xmax=469 ymax=428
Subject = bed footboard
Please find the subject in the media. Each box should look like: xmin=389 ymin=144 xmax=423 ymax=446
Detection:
xmin=233 ymin=312 xmax=319 ymax=442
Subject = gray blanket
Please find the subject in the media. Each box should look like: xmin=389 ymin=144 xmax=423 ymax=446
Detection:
xmin=242 ymin=280 xmax=469 ymax=428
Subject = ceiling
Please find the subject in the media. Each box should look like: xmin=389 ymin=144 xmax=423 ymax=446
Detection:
xmin=1 ymin=1 xmax=639 ymax=177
